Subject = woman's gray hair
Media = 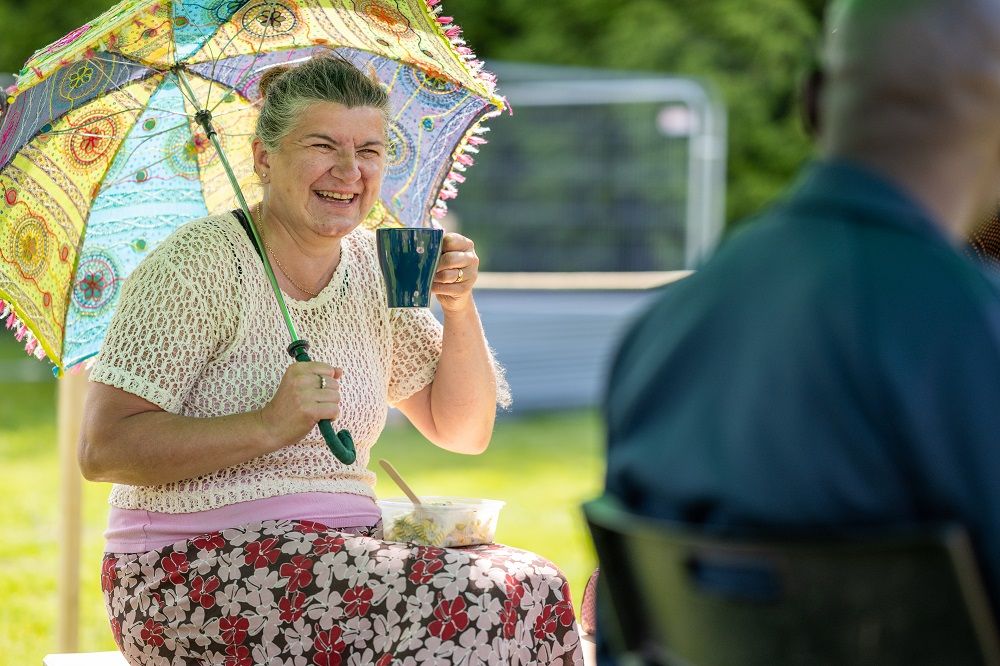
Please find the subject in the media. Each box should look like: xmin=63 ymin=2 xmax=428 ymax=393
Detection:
xmin=255 ymin=56 xmax=390 ymax=151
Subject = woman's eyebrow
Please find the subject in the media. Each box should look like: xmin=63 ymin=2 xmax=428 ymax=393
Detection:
xmin=301 ymin=133 xmax=338 ymax=143
xmin=300 ymin=133 xmax=384 ymax=147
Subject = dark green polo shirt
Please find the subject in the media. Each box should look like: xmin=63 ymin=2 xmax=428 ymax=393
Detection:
xmin=605 ymin=159 xmax=1000 ymax=601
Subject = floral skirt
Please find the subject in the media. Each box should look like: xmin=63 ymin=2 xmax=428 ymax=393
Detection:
xmin=102 ymin=519 xmax=583 ymax=665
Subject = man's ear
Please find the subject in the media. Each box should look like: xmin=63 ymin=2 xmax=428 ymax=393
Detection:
xmin=801 ymin=65 xmax=825 ymax=141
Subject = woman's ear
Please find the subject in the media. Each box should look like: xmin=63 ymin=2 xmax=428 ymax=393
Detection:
xmin=252 ymin=137 xmax=271 ymax=183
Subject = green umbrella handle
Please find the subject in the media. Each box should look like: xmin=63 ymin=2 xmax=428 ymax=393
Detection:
xmin=287 ymin=339 xmax=356 ymax=465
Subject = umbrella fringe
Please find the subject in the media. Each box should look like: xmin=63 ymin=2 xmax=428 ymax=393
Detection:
xmin=419 ymin=0 xmax=505 ymax=221
xmin=423 ymin=0 xmax=501 ymax=103
xmin=431 ymin=105 xmax=503 ymax=220
xmin=0 ymin=299 xmax=49 ymax=362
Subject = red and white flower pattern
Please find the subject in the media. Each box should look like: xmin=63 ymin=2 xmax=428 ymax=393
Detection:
xmin=103 ymin=519 xmax=583 ymax=665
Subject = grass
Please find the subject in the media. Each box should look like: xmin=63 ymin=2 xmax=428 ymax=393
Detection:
xmin=0 ymin=337 xmax=604 ymax=662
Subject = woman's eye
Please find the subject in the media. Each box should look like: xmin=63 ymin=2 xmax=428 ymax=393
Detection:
xmin=359 ymin=149 xmax=381 ymax=157
xmin=311 ymin=144 xmax=332 ymax=150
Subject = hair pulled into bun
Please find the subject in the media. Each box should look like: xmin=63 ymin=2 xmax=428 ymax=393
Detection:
xmin=254 ymin=56 xmax=390 ymax=151
xmin=258 ymin=66 xmax=291 ymax=99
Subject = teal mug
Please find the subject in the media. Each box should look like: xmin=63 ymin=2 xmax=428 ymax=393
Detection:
xmin=376 ymin=227 xmax=443 ymax=308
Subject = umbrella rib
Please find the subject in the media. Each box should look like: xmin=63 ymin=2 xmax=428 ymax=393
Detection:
xmin=169 ymin=69 xmax=205 ymax=116
xmin=207 ymin=54 xmax=309 ymax=116
xmin=204 ymin=101 xmax=263 ymax=121
xmin=66 ymin=106 xmax=193 ymax=131
xmin=204 ymin=15 xmax=275 ymax=115
xmin=36 ymin=107 xmax=191 ymax=143
xmin=93 ymin=120 xmax=198 ymax=189
xmin=201 ymin=14 xmax=268 ymax=111
xmin=97 ymin=151 xmax=196 ymax=191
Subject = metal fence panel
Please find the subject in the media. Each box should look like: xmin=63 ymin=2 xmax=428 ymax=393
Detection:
xmin=450 ymin=62 xmax=726 ymax=272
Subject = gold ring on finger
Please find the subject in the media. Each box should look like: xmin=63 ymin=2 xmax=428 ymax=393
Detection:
xmin=456 ymin=268 xmax=464 ymax=283
xmin=319 ymin=375 xmax=327 ymax=390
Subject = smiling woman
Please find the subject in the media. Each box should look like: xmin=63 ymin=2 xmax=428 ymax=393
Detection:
xmin=80 ymin=56 xmax=579 ymax=664
xmin=252 ymin=101 xmax=387 ymax=282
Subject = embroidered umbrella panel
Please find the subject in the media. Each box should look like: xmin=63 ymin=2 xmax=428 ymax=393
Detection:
xmin=0 ymin=0 xmax=503 ymax=371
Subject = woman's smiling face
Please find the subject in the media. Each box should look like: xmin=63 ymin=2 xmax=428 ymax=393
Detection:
xmin=256 ymin=101 xmax=386 ymax=240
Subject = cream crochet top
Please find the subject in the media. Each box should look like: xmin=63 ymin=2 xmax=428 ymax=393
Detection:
xmin=91 ymin=212 xmax=507 ymax=514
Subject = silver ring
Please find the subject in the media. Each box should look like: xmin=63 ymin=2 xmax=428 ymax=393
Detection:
xmin=319 ymin=376 xmax=327 ymax=390
xmin=456 ymin=268 xmax=464 ymax=283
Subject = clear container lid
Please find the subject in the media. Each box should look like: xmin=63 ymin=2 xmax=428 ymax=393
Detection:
xmin=378 ymin=496 xmax=505 ymax=511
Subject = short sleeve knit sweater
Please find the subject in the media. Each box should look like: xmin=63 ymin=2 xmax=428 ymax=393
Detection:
xmin=90 ymin=212 xmax=460 ymax=514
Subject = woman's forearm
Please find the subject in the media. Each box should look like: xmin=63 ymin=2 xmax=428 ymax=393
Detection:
xmin=426 ymin=302 xmax=498 ymax=452
xmin=81 ymin=362 xmax=343 ymax=486
xmin=80 ymin=384 xmax=276 ymax=486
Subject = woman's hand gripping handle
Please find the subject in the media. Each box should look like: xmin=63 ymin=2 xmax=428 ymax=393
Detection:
xmin=259 ymin=339 xmax=356 ymax=464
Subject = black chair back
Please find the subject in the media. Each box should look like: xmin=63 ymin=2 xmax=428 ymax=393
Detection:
xmin=583 ymin=496 xmax=1000 ymax=666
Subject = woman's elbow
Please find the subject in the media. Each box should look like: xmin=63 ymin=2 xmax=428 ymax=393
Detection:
xmin=77 ymin=433 xmax=107 ymax=482
xmin=452 ymin=427 xmax=492 ymax=455
xmin=78 ymin=416 xmax=119 ymax=482
xmin=465 ymin=435 xmax=490 ymax=455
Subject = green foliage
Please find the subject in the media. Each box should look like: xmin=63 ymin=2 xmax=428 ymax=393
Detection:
xmin=0 ymin=0 xmax=111 ymax=73
xmin=450 ymin=0 xmax=825 ymax=225
xmin=0 ymin=0 xmax=827 ymax=226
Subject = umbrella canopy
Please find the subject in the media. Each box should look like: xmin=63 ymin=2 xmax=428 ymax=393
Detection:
xmin=0 ymin=0 xmax=503 ymax=373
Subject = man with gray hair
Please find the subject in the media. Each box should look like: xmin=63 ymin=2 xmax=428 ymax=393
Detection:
xmin=604 ymin=0 xmax=1000 ymax=612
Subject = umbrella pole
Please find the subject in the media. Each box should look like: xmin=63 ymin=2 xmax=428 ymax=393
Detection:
xmin=56 ymin=368 xmax=88 ymax=653
xmin=174 ymin=71 xmax=356 ymax=465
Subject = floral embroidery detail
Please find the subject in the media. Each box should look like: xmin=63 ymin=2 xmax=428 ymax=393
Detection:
xmin=500 ymin=599 xmax=518 ymax=639
xmin=295 ymin=520 xmax=329 ymax=534
xmin=225 ymin=644 xmax=252 ymax=666
xmin=505 ymin=574 xmax=525 ymax=604
xmin=67 ymin=64 xmax=94 ymax=89
xmin=110 ymin=617 xmax=123 ymax=650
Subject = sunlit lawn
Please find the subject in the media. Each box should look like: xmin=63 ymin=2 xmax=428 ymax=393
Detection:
xmin=0 ymin=339 xmax=603 ymax=662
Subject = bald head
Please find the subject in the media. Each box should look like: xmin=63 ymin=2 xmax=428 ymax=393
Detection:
xmin=820 ymin=0 xmax=1000 ymax=237
xmin=822 ymin=0 xmax=1000 ymax=157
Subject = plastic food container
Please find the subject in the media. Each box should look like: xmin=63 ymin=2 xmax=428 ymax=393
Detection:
xmin=379 ymin=496 xmax=505 ymax=547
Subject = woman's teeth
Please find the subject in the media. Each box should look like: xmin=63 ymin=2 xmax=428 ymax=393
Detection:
xmin=316 ymin=191 xmax=355 ymax=202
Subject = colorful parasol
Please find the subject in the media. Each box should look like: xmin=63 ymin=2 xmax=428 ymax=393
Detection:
xmin=0 ymin=0 xmax=503 ymax=375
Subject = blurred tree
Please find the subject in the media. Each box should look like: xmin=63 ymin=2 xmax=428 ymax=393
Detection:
xmin=0 ymin=0 xmax=110 ymax=74
xmin=449 ymin=0 xmax=826 ymax=226
xmin=0 ymin=0 xmax=828 ymax=227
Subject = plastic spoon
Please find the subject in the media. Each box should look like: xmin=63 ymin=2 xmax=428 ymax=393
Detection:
xmin=379 ymin=459 xmax=423 ymax=507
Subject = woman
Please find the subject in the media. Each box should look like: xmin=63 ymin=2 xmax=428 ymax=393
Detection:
xmin=82 ymin=57 xmax=582 ymax=665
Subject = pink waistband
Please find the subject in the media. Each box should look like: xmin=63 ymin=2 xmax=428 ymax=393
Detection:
xmin=105 ymin=492 xmax=381 ymax=553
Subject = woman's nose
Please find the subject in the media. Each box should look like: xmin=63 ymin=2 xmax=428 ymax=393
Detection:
xmin=330 ymin=153 xmax=361 ymax=181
